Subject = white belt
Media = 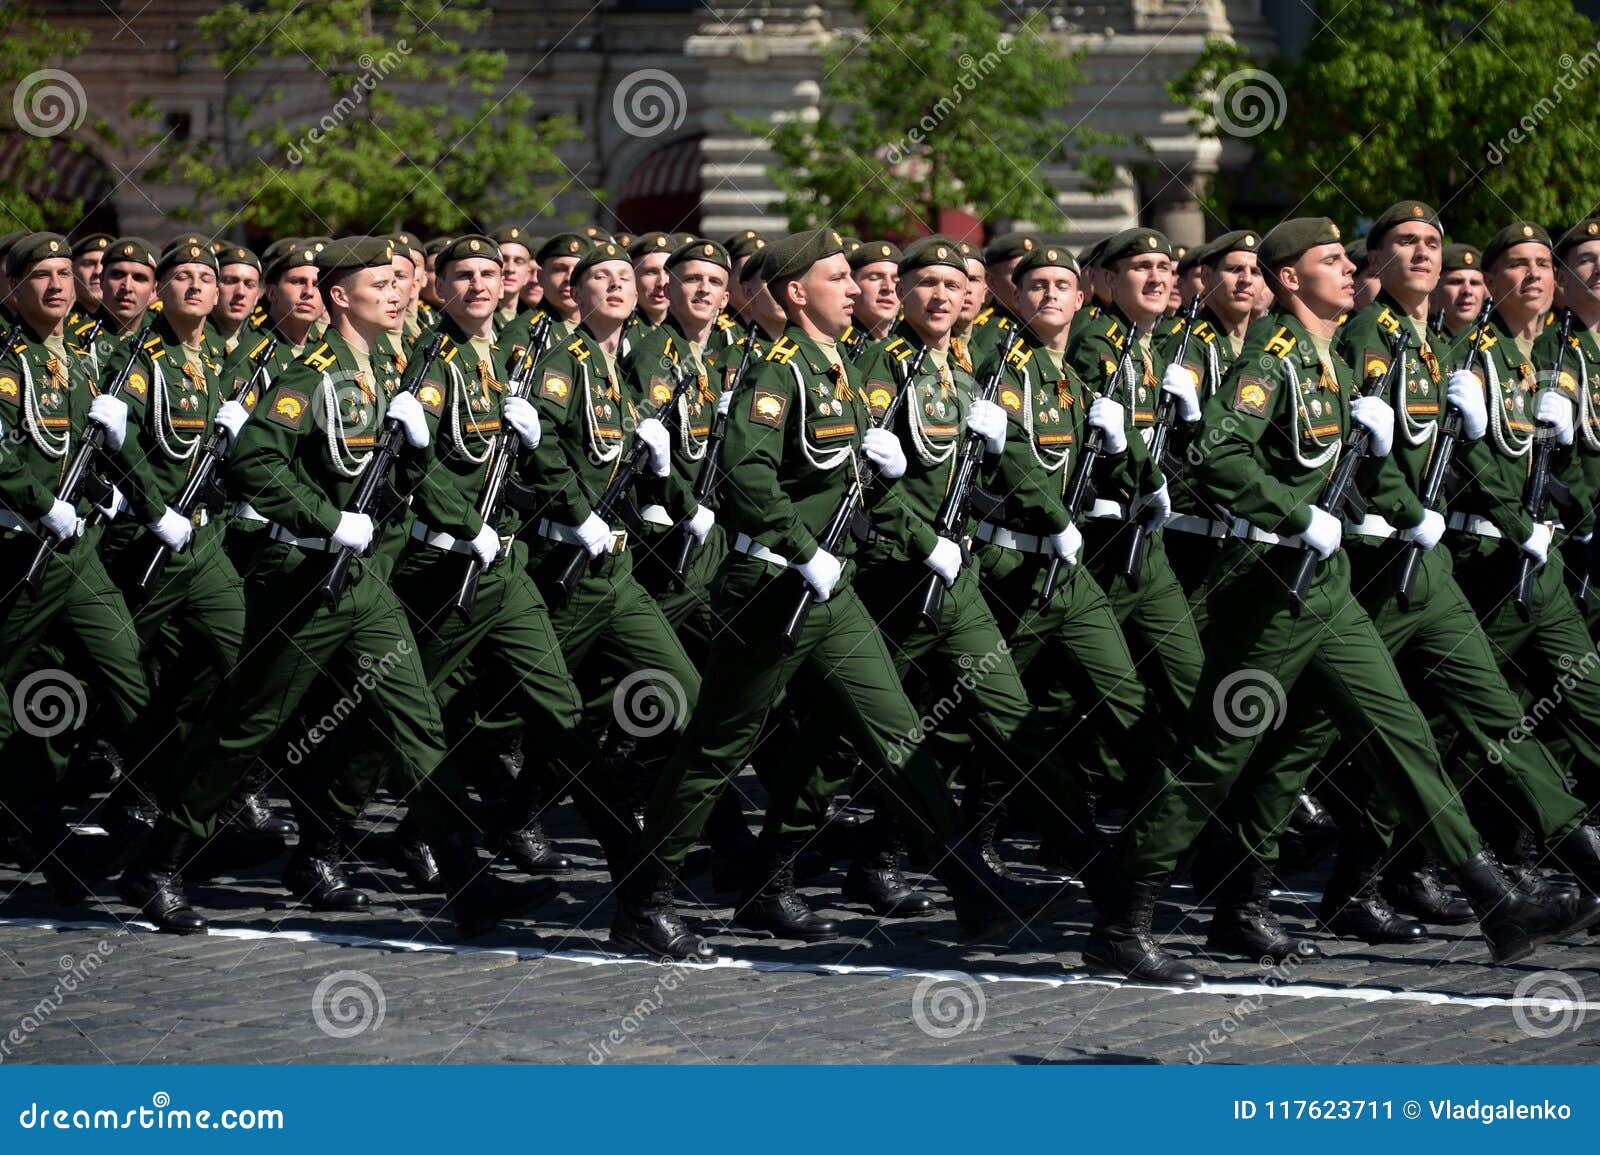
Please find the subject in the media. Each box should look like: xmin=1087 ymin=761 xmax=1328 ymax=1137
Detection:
xmin=732 ymin=532 xmax=790 ymax=567
xmin=974 ymin=522 xmax=1051 ymax=555
xmin=231 ymin=501 xmax=268 ymax=524
xmin=1348 ymin=514 xmax=1398 ymax=540
xmin=410 ymin=519 xmax=471 ymax=555
xmin=1231 ymin=518 xmax=1304 ymax=547
xmin=1083 ymin=498 xmax=1127 ymax=521
xmin=537 ymin=517 xmax=628 ymax=555
xmin=268 ymin=522 xmax=335 ymax=552
xmin=1446 ymin=512 xmax=1503 ymax=540
xmin=1165 ymin=513 xmax=1231 ymax=539
xmin=639 ymin=503 xmax=673 ymax=528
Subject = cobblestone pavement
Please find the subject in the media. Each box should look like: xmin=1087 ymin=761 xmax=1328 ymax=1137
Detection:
xmin=2 ymin=798 xmax=1598 ymax=1066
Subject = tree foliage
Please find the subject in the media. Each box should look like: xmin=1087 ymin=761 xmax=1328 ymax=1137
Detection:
xmin=0 ymin=1 xmax=96 ymax=232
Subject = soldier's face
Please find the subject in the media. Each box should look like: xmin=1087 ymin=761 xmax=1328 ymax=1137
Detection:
xmin=440 ymin=256 xmax=502 ymax=326
xmin=899 ymin=266 xmax=965 ymax=340
xmin=1284 ymin=242 xmax=1354 ymax=316
xmin=1430 ymin=268 xmax=1485 ymax=327
xmin=1206 ymin=252 xmax=1259 ymax=323
xmin=214 ymin=265 xmax=262 ymax=324
xmin=330 ymin=266 xmax=401 ymax=332
xmin=1111 ymin=254 xmax=1172 ymax=323
xmin=72 ymin=251 xmax=104 ymax=308
xmin=160 ymin=264 xmax=219 ymax=321
xmin=986 ymin=258 xmax=1020 ymax=312
xmin=1376 ymin=223 xmax=1441 ymax=299
xmin=540 ymin=256 xmax=581 ymax=319
xmin=499 ymin=243 xmax=531 ymax=300
xmin=519 ymin=261 xmax=543 ymax=307
xmin=1180 ymin=265 xmax=1207 ymax=304
xmin=1016 ymin=268 xmax=1083 ymax=338
xmin=960 ymin=259 xmax=987 ymax=323
xmin=270 ymin=266 xmax=322 ymax=325
xmin=1251 ymin=274 xmax=1275 ymax=318
xmin=14 ymin=257 xmax=75 ymax=329
xmin=852 ymin=261 xmax=899 ymax=328
xmin=1488 ymin=243 xmax=1555 ymax=319
xmin=421 ymin=255 xmax=444 ymax=307
xmin=1559 ymin=241 xmax=1600 ymax=311
xmin=102 ymin=261 xmax=156 ymax=324
xmin=635 ymin=252 xmax=671 ymax=322
xmin=576 ymin=260 xmax=636 ymax=326
xmin=389 ymin=256 xmax=413 ymax=319
xmin=669 ymin=260 xmax=729 ymax=328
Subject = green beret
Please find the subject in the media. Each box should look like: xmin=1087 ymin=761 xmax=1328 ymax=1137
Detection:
xmin=1100 ymin=227 xmax=1173 ymax=265
xmin=570 ymin=238 xmax=631 ymax=281
xmin=1344 ymin=237 xmax=1368 ymax=270
xmin=983 ymin=232 xmax=1038 ymax=264
xmin=217 ymin=245 xmax=261 ymax=272
xmin=537 ymin=233 xmax=591 ymax=263
xmin=1176 ymin=240 xmax=1208 ymax=275
xmin=738 ymin=246 xmax=769 ymax=283
xmin=1367 ymin=200 xmax=1442 ymax=246
xmin=612 ymin=233 xmax=635 ymax=249
xmin=1257 ymin=217 xmax=1344 ymax=271
xmin=264 ymin=241 xmax=320 ymax=283
xmin=1077 ymin=237 xmax=1108 ymax=270
xmin=762 ymin=228 xmax=847 ymax=283
xmin=1555 ymin=220 xmax=1600 ymax=258
xmin=259 ymin=238 xmax=301 ymax=267
xmin=70 ymin=233 xmax=113 ymax=259
xmin=435 ymin=234 xmax=502 ymax=271
xmin=957 ymin=240 xmax=983 ymax=265
xmin=1010 ymin=242 xmax=1080 ymax=286
xmin=390 ymin=230 xmax=421 ymax=255
xmin=303 ymin=236 xmax=333 ymax=253
xmin=423 ymin=236 xmax=453 ymax=258
xmin=840 ymin=237 xmax=862 ymax=256
xmin=1201 ymin=229 xmax=1260 ymax=267
xmin=897 ymin=235 xmax=967 ymax=276
xmin=157 ymin=240 xmax=220 ymax=278
xmin=671 ymin=232 xmax=698 ymax=250
xmin=848 ymin=239 xmax=902 ymax=270
xmin=666 ymin=239 xmax=731 ymax=272
xmin=1440 ymin=243 xmax=1482 ymax=274
xmin=5 ymin=232 xmax=71 ymax=277
xmin=627 ymin=231 xmax=674 ymax=261
xmin=489 ymin=224 xmax=532 ymax=251
xmin=0 ymin=230 xmax=31 ymax=260
xmin=1482 ymin=221 xmax=1552 ymax=269
xmin=164 ymin=233 xmax=208 ymax=256
xmin=582 ymin=225 xmax=611 ymax=242
xmin=103 ymin=237 xmax=159 ymax=271
xmin=315 ymin=236 xmax=397 ymax=285
xmin=724 ymin=229 xmax=764 ymax=259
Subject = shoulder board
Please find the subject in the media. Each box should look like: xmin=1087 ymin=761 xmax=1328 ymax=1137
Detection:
xmin=1165 ymin=317 xmax=1185 ymax=338
xmin=765 ymin=337 xmax=801 ymax=364
xmin=1475 ymin=328 xmax=1498 ymax=352
xmin=1193 ymin=319 xmax=1218 ymax=345
xmin=565 ymin=336 xmax=591 ymax=362
xmin=1086 ymin=304 xmax=1102 ymax=320
xmin=141 ymin=333 xmax=166 ymax=360
xmin=659 ymin=336 xmax=681 ymax=364
xmin=304 ymin=342 xmax=337 ymax=371
xmin=1263 ymin=326 xmax=1297 ymax=359
xmin=994 ymin=314 xmax=1012 ymax=330
xmin=247 ymin=335 xmax=272 ymax=360
xmin=1005 ymin=343 xmax=1034 ymax=370
xmin=1376 ymin=308 xmax=1400 ymax=334
xmin=437 ymin=334 xmax=460 ymax=364
xmin=1102 ymin=318 xmax=1123 ymax=344
xmin=973 ymin=306 xmax=995 ymax=326
xmin=715 ymin=313 xmax=737 ymax=331
xmin=884 ymin=336 xmax=914 ymax=363
xmin=70 ymin=317 xmax=98 ymax=339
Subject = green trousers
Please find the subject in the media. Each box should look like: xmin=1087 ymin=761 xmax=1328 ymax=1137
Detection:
xmin=1115 ymin=542 xmax=1483 ymax=881
xmin=1081 ymin=522 xmax=1205 ymax=712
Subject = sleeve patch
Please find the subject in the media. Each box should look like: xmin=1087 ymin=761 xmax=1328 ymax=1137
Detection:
xmin=540 ymin=370 xmax=572 ymax=405
xmin=266 ymin=388 xmax=310 ymax=429
xmin=863 ymin=381 xmax=895 ymax=417
xmin=125 ymin=371 xmax=148 ymax=398
xmin=750 ymin=388 xmax=787 ymax=427
xmin=417 ymin=382 xmax=444 ymax=414
xmin=1363 ymin=354 xmax=1390 ymax=379
xmin=1234 ymin=375 xmax=1272 ymax=416
xmin=0 ymin=375 xmax=17 ymax=398
xmin=649 ymin=376 xmax=674 ymax=405
xmin=999 ymin=386 xmax=1023 ymax=413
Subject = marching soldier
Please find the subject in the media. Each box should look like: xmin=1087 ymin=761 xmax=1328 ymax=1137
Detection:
xmin=526 ymin=232 xmax=590 ymax=342
xmin=491 ymin=225 xmax=535 ymax=331
xmin=1428 ymin=243 xmax=1485 ymax=341
xmin=628 ymin=231 xmax=675 ymax=333
xmin=93 ymin=238 xmax=160 ymax=339
xmin=848 ymin=240 xmax=900 ymax=341
xmin=68 ymin=233 xmax=111 ymax=324
xmin=970 ymin=232 xmax=1034 ymax=356
xmin=210 ymin=245 xmax=263 ymax=353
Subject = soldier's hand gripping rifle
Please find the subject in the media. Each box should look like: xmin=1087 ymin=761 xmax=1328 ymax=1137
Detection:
xmin=1288 ymin=327 xmax=1410 ymax=618
xmin=1514 ymin=308 xmax=1575 ymax=621
xmin=1038 ymin=321 xmax=1140 ymax=609
xmin=451 ymin=315 xmax=553 ymax=621
xmin=916 ymin=329 xmax=1021 ymax=631
xmin=780 ymin=345 xmax=927 ymax=652
xmin=1396 ymin=295 xmax=1495 ymax=609
xmin=549 ymin=362 xmax=697 ymax=608
xmin=668 ymin=332 xmax=760 ymax=582
xmin=22 ymin=321 xmax=155 ymax=595
xmin=135 ymin=334 xmax=278 ymax=593
xmin=1124 ymin=293 xmax=1203 ymax=587
xmin=318 ymin=331 xmax=446 ymax=609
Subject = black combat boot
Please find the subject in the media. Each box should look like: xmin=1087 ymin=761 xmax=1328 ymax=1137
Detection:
xmin=736 ymin=835 xmax=841 ymax=941
xmin=1276 ymin=792 xmax=1339 ymax=874
xmin=962 ymin=775 xmax=1011 ymax=878
xmin=1552 ymin=824 xmax=1600 ymax=897
xmin=1083 ymin=879 xmax=1202 ymax=987
xmin=928 ymin=835 xmax=1075 ymax=940
xmin=115 ymin=818 xmax=208 ymax=935
xmin=609 ymin=858 xmax=716 ymax=962
xmin=1207 ymin=857 xmax=1321 ymax=962
xmin=843 ymin=817 xmax=935 ymax=917
xmin=1380 ymin=840 xmax=1472 ymax=925
xmin=283 ymin=819 xmax=370 ymax=912
xmin=229 ymin=768 xmax=295 ymax=840
xmin=1453 ymin=850 xmax=1600 ymax=964
xmin=383 ymin=813 xmax=441 ymax=891
xmin=434 ymin=832 xmax=559 ymax=940
xmin=1320 ymin=837 xmax=1427 ymax=943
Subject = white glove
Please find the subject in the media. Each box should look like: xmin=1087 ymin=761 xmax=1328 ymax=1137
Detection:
xmin=146 ymin=507 xmax=194 ymax=553
xmin=576 ymin=511 xmax=611 ymax=558
xmin=1350 ymin=395 xmax=1394 ymax=457
xmin=686 ymin=504 xmax=715 ymax=545
xmin=1130 ymin=482 xmax=1172 ymax=532
xmin=387 ymin=390 xmax=429 ymax=449
xmin=331 ymin=511 xmax=374 ymax=553
xmin=88 ymin=394 xmax=129 ymax=451
xmin=1536 ymin=391 xmax=1575 ymax=446
xmin=40 ymin=499 xmax=82 ymax=542
xmin=1521 ymin=522 xmax=1552 ymax=566
xmin=861 ymin=428 xmax=907 ymax=479
xmin=469 ymin=522 xmax=501 ymax=567
xmin=1160 ymin=363 xmax=1202 ymax=423
xmin=93 ymin=484 xmax=126 ymax=522
xmin=214 ymin=399 xmax=250 ymax=445
xmin=965 ymin=398 xmax=1008 ymax=455
xmin=636 ymin=417 xmax=671 ymax=477
xmin=924 ymin=536 xmax=963 ymax=588
xmin=1049 ymin=523 xmax=1082 ymax=566
xmin=504 ymin=395 xmax=541 ymax=450
xmin=1446 ymin=370 xmax=1488 ymax=440
xmin=795 ymin=547 xmax=842 ymax=602
xmin=1088 ymin=397 xmax=1128 ymax=455
xmin=1301 ymin=505 xmax=1343 ymax=560
xmin=717 ymin=390 xmax=733 ymax=416
xmin=1399 ymin=508 xmax=1446 ymax=552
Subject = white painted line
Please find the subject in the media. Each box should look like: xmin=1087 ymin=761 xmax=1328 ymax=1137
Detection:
xmin=2 ymin=915 xmax=1592 ymax=1013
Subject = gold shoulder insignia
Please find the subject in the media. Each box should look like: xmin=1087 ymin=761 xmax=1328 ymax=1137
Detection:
xmin=142 ymin=333 xmax=166 ymax=361
xmin=1103 ymin=320 xmax=1123 ymax=345
xmin=1005 ymin=343 xmax=1034 ymax=370
xmin=1264 ymin=327 xmax=1297 ymax=359
xmin=304 ymin=343 xmax=336 ymax=371
xmin=1475 ymin=328 xmax=1498 ymax=352
xmin=248 ymin=336 xmax=271 ymax=360
xmin=715 ymin=313 xmax=736 ymax=331
xmin=1376 ymin=308 xmax=1399 ymax=334
xmin=766 ymin=337 xmax=800 ymax=364
xmin=1195 ymin=320 xmax=1218 ymax=345
xmin=973 ymin=306 xmax=995 ymax=326
xmin=566 ymin=337 xmax=591 ymax=362
xmin=885 ymin=336 xmax=914 ymax=363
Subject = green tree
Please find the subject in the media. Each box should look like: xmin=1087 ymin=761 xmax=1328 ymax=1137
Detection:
xmin=146 ymin=0 xmax=579 ymax=237
xmin=1168 ymin=0 xmax=1600 ymax=240
xmin=741 ymin=0 xmax=1115 ymax=237
xmin=0 ymin=1 xmax=96 ymax=232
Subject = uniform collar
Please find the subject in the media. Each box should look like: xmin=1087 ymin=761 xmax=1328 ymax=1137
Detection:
xmin=781 ymin=324 xmax=842 ymax=375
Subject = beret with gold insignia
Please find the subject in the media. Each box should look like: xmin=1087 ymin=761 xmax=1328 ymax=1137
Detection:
xmin=423 ymin=236 xmax=453 ymax=258
xmin=104 ymin=236 xmax=159 ymax=272
xmin=666 ymin=239 xmax=731 ymax=273
xmin=264 ymin=242 xmax=319 ymax=284
xmin=957 ymin=240 xmax=983 ymax=266
xmin=847 ymin=240 xmax=902 ymax=271
xmin=5 ymin=232 xmax=71 ymax=277
xmin=983 ymin=232 xmax=1038 ymax=264
xmin=1099 ymin=227 xmax=1173 ymax=265
xmin=536 ymin=233 xmax=592 ymax=264
xmin=1555 ymin=219 xmax=1600 ymax=259
xmin=1482 ymin=221 xmax=1552 ymax=269
xmin=1199 ymin=229 xmax=1259 ymax=268
xmin=671 ymin=231 xmax=698 ymax=250
xmin=389 ymin=230 xmax=422 ymax=256
xmin=218 ymin=245 xmax=261 ymax=272
xmin=897 ymin=235 xmax=967 ymax=276
xmin=315 ymin=236 xmax=397 ymax=285
xmin=1440 ymin=243 xmax=1481 ymax=274
xmin=570 ymin=239 xmax=631 ymax=281
xmin=436 ymin=234 xmax=502 ymax=272
xmin=1011 ymin=243 xmax=1081 ymax=285
xmin=724 ymin=229 xmax=765 ymax=260
xmin=762 ymin=228 xmax=846 ymax=283
xmin=1257 ymin=217 xmax=1343 ymax=271
xmin=1367 ymin=199 xmax=1442 ymax=247
xmin=70 ymin=233 xmax=113 ymax=259
xmin=627 ymin=231 xmax=674 ymax=261
xmin=612 ymin=232 xmax=635 ymax=249
xmin=737 ymin=246 xmax=769 ymax=284
xmin=489 ymin=225 xmax=531 ymax=252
